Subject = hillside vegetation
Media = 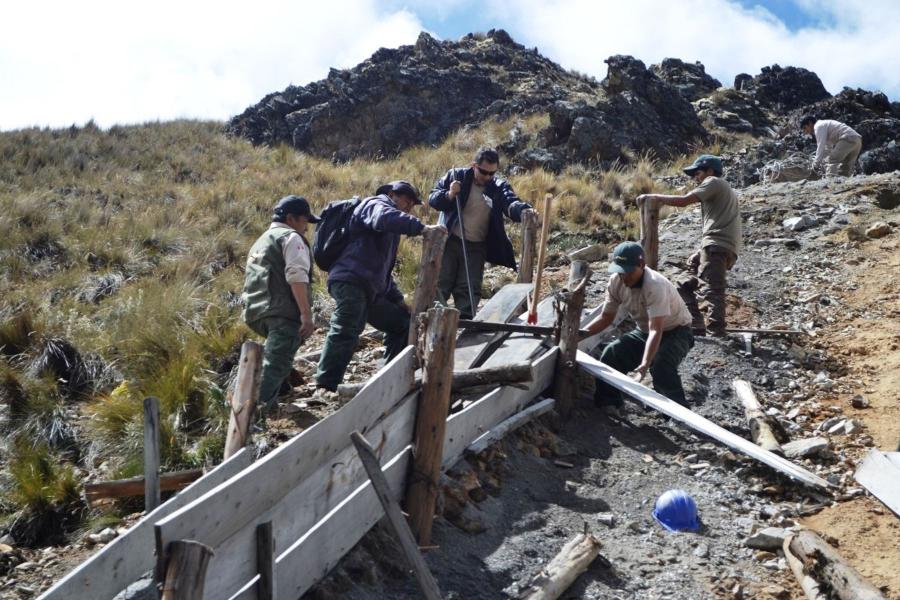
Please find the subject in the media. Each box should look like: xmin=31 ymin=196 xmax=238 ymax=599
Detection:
xmin=0 ymin=117 xmax=680 ymax=545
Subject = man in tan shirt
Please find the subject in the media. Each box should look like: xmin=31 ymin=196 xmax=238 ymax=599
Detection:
xmin=583 ymin=242 xmax=695 ymax=411
xmin=801 ymin=115 xmax=862 ymax=177
xmin=637 ymin=155 xmax=742 ymax=336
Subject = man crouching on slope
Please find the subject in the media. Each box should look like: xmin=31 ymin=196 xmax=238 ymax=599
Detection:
xmin=242 ymin=195 xmax=318 ymax=416
xmin=582 ymin=242 xmax=695 ymax=415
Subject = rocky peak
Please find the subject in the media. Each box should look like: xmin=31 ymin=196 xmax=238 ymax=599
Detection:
xmin=650 ymin=58 xmax=722 ymax=101
xmin=739 ymin=64 xmax=831 ymax=111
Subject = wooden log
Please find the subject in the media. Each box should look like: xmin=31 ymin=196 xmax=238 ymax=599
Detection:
xmin=336 ymin=361 xmax=533 ymax=399
xmin=554 ymin=261 xmax=591 ymax=416
xmin=639 ymin=198 xmax=660 ymax=270
xmin=466 ymin=398 xmax=556 ymax=456
xmin=83 ymin=469 xmax=204 ymax=504
xmin=518 ymin=532 xmax=602 ymax=600
xmin=408 ymin=225 xmax=449 ymax=346
xmin=351 ymin=432 xmax=442 ymax=600
xmin=577 ymin=351 xmax=831 ymax=489
xmin=405 ymin=306 xmax=459 ymax=545
xmin=143 ymin=396 xmax=161 ymax=512
xmin=732 ymin=379 xmax=784 ymax=455
xmin=788 ymin=529 xmax=888 ymax=600
xmin=256 ymin=521 xmax=274 ymax=600
xmin=459 ymin=320 xmax=592 ymax=338
xmin=160 ymin=540 xmax=215 ymax=600
xmin=783 ymin=534 xmax=827 ymax=600
xmin=517 ymin=208 xmax=539 ymax=284
xmin=527 ymin=194 xmax=553 ymax=325
xmin=224 ymin=341 xmax=263 ymax=459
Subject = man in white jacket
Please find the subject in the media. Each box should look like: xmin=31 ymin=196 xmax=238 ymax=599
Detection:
xmin=801 ymin=115 xmax=862 ymax=177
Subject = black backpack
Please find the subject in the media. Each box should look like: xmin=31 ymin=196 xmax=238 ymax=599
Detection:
xmin=312 ymin=197 xmax=362 ymax=271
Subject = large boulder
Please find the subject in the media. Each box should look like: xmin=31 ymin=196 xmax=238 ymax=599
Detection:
xmin=226 ymin=30 xmax=600 ymax=160
xmin=650 ymin=58 xmax=721 ymax=101
xmin=540 ymin=55 xmax=707 ymax=167
xmin=740 ymin=65 xmax=831 ymax=111
xmin=694 ymin=88 xmax=774 ymax=135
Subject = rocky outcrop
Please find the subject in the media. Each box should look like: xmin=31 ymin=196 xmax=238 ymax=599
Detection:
xmin=538 ymin=56 xmax=707 ymax=168
xmin=739 ymin=65 xmax=831 ymax=111
xmin=694 ymin=89 xmax=774 ymax=135
xmin=226 ymin=30 xmax=599 ymax=160
xmin=650 ymin=58 xmax=721 ymax=101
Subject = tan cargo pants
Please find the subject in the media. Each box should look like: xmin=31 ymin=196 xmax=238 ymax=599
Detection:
xmin=677 ymin=245 xmax=737 ymax=335
xmin=825 ymin=136 xmax=862 ymax=177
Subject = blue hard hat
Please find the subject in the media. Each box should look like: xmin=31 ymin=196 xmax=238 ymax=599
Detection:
xmin=652 ymin=489 xmax=701 ymax=532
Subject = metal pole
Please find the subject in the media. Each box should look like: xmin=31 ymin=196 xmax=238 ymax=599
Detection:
xmin=454 ymin=191 xmax=478 ymax=317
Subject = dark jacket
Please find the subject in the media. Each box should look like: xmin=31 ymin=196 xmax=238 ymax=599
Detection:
xmin=327 ymin=194 xmax=425 ymax=303
xmin=428 ymin=167 xmax=531 ymax=270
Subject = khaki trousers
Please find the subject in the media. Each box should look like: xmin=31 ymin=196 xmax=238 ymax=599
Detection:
xmin=825 ymin=136 xmax=862 ymax=177
xmin=678 ymin=245 xmax=737 ymax=334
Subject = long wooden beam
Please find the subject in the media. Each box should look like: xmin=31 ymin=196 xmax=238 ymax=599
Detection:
xmin=576 ymin=351 xmax=831 ymax=489
xmin=84 ymin=469 xmax=205 ymax=504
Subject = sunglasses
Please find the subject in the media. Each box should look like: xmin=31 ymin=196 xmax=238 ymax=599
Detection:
xmin=475 ymin=166 xmax=497 ymax=178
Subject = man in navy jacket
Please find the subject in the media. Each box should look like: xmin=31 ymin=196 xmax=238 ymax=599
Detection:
xmin=316 ymin=181 xmax=444 ymax=391
xmin=429 ymin=148 xmax=534 ymax=319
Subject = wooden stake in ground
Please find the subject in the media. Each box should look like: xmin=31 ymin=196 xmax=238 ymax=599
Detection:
xmin=553 ymin=261 xmax=591 ymax=416
xmin=639 ymin=197 xmax=660 ymax=270
xmin=160 ymin=540 xmax=215 ymax=600
xmin=527 ymin=194 xmax=553 ymax=325
xmin=517 ymin=209 xmax=539 ymax=284
xmin=518 ymin=531 xmax=602 ymax=600
xmin=143 ymin=396 xmax=161 ymax=512
xmin=351 ymin=431 xmax=442 ymax=600
xmin=788 ymin=529 xmax=888 ymax=600
xmin=408 ymin=225 xmax=449 ymax=346
xmin=732 ymin=379 xmax=784 ymax=455
xmin=224 ymin=341 xmax=263 ymax=459
xmin=783 ymin=534 xmax=826 ymax=600
xmin=405 ymin=306 xmax=459 ymax=545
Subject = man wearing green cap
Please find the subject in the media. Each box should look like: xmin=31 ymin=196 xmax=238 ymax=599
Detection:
xmin=637 ymin=154 xmax=742 ymax=336
xmin=242 ymin=195 xmax=319 ymax=415
xmin=583 ymin=242 xmax=695 ymax=411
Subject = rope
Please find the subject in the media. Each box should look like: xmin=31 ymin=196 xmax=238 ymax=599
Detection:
xmin=757 ymin=152 xmax=814 ymax=184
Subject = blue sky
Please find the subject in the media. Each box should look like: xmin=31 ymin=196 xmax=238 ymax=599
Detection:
xmin=2 ymin=0 xmax=898 ymax=130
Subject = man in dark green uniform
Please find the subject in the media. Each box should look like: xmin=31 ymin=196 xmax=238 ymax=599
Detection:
xmin=242 ymin=195 xmax=319 ymax=414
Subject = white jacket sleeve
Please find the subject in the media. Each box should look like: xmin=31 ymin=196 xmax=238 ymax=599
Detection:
xmin=282 ymin=232 xmax=311 ymax=284
xmin=813 ymin=121 xmax=830 ymax=167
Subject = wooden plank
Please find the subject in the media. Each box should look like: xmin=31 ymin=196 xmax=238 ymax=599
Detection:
xmin=154 ymin=347 xmax=415 ymax=574
xmin=467 ymin=398 xmax=556 ymax=456
xmin=38 ymin=449 xmax=252 ymax=600
xmin=84 ymin=469 xmax=204 ymax=504
xmin=479 ymin=296 xmax=558 ymax=369
xmin=886 ymin=452 xmax=900 ymax=470
xmin=443 ymin=348 xmax=558 ymax=469
xmin=577 ymin=351 xmax=831 ymax=490
xmin=274 ymin=447 xmax=413 ymax=599
xmin=454 ymin=283 xmax=532 ymax=369
xmin=855 ymin=449 xmax=900 ymax=517
xmin=406 ymin=307 xmax=458 ymax=544
xmin=196 ymin=390 xmax=418 ymax=600
xmin=352 ymin=432 xmax=442 ymax=600
xmin=224 ymin=341 xmax=263 ymax=458
xmin=144 ymin=397 xmax=161 ymax=511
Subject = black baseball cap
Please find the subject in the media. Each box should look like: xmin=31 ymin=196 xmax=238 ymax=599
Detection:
xmin=683 ymin=154 xmax=723 ymax=176
xmin=272 ymin=195 xmax=320 ymax=222
xmin=608 ymin=241 xmax=645 ymax=274
xmin=375 ymin=180 xmax=422 ymax=205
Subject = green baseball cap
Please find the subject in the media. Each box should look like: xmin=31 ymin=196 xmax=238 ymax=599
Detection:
xmin=683 ymin=154 xmax=723 ymax=176
xmin=608 ymin=241 xmax=645 ymax=274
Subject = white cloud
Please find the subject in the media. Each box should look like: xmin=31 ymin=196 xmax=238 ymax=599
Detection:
xmin=0 ymin=0 xmax=424 ymax=130
xmin=493 ymin=0 xmax=900 ymax=100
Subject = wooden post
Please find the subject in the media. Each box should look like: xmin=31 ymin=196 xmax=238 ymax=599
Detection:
xmin=405 ymin=306 xmax=459 ymax=545
xmin=351 ymin=432 xmax=442 ymax=600
xmin=160 ymin=540 xmax=215 ymax=600
xmin=517 ymin=208 xmax=539 ymax=284
xmin=732 ymin=379 xmax=784 ymax=455
xmin=256 ymin=521 xmax=275 ymax=600
xmin=639 ymin=199 xmax=660 ymax=269
xmin=518 ymin=531 xmax=602 ymax=600
xmin=788 ymin=529 xmax=888 ymax=600
xmin=143 ymin=397 xmax=161 ymax=512
xmin=783 ymin=534 xmax=826 ymax=600
xmin=224 ymin=341 xmax=263 ymax=459
xmin=554 ymin=261 xmax=591 ymax=417
xmin=408 ymin=226 xmax=449 ymax=346
xmin=527 ymin=194 xmax=554 ymax=324
xmin=84 ymin=469 xmax=203 ymax=505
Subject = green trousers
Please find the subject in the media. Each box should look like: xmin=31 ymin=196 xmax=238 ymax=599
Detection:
xmin=246 ymin=316 xmax=303 ymax=412
xmin=437 ymin=235 xmax=487 ymax=320
xmin=315 ymin=281 xmax=410 ymax=391
xmin=593 ymin=325 xmax=694 ymax=407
